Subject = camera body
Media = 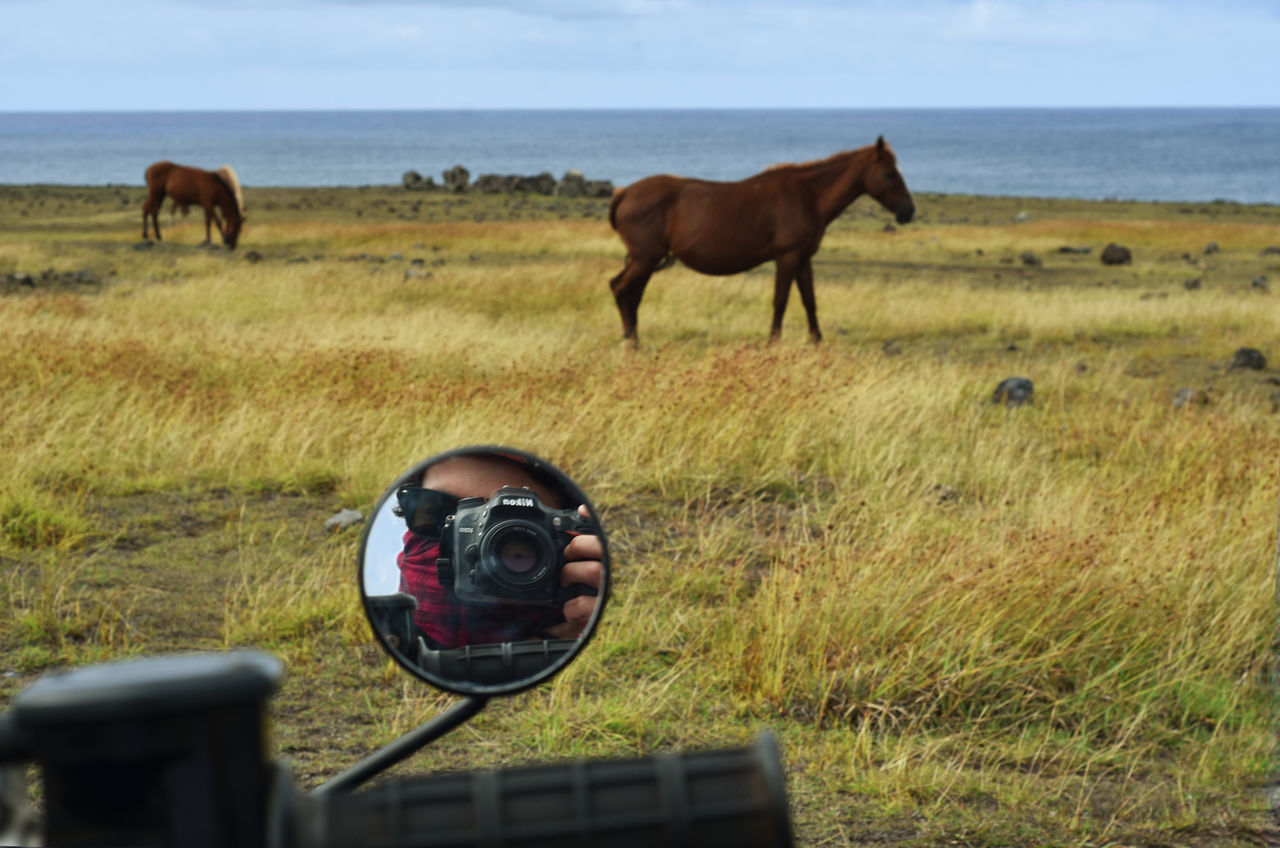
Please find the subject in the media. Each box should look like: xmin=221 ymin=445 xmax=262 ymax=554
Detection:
xmin=436 ymin=486 xmax=595 ymax=607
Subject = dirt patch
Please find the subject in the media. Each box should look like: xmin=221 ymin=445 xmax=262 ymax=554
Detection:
xmin=1 ymin=486 xmax=346 ymax=670
xmin=3 ymin=268 xmax=107 ymax=295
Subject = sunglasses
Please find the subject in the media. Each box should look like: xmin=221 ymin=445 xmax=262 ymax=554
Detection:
xmin=392 ymin=486 xmax=461 ymax=540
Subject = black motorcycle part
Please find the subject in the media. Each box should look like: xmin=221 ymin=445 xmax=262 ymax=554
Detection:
xmin=310 ymin=733 xmax=792 ymax=848
xmin=12 ymin=651 xmax=283 ymax=848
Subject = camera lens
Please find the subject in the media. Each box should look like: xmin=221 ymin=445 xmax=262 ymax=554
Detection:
xmin=498 ymin=537 xmax=537 ymax=574
xmin=482 ymin=522 xmax=554 ymax=590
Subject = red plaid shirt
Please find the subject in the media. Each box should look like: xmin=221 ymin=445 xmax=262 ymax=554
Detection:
xmin=397 ymin=530 xmax=565 ymax=649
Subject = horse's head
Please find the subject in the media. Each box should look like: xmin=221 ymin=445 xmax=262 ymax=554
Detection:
xmin=214 ymin=165 xmax=245 ymax=249
xmin=866 ymin=136 xmax=915 ymax=225
xmin=222 ymin=214 xmax=244 ymax=249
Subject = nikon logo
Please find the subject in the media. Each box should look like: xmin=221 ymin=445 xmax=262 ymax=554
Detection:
xmin=501 ymin=497 xmax=535 ymax=507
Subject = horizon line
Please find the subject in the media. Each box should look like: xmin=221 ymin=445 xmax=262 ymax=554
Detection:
xmin=3 ymin=104 xmax=1279 ymax=114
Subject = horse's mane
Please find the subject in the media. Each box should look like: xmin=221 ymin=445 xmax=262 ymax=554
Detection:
xmin=764 ymin=147 xmax=867 ymax=175
xmin=216 ymin=165 xmax=245 ymax=216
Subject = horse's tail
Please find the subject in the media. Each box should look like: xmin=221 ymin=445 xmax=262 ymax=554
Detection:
xmin=217 ymin=165 xmax=245 ymax=216
xmin=142 ymin=162 xmax=174 ymax=220
xmin=608 ymin=186 xmax=626 ymax=231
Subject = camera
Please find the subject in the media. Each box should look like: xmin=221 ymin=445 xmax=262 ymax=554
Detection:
xmin=436 ymin=486 xmax=596 ymax=607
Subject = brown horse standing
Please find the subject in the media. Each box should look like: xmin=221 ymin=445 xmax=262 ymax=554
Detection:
xmin=608 ymin=136 xmax=914 ymax=345
xmin=142 ymin=162 xmax=245 ymax=249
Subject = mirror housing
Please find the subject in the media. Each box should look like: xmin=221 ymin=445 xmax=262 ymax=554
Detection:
xmin=359 ymin=446 xmax=609 ymax=697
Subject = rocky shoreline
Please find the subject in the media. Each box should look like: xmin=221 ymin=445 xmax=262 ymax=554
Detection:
xmin=401 ymin=164 xmax=614 ymax=198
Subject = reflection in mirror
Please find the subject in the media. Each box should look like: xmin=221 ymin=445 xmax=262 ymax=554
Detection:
xmin=360 ymin=446 xmax=609 ymax=696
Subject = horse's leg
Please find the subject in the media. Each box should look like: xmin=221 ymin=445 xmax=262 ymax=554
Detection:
xmin=769 ymin=255 xmax=800 ymax=343
xmin=795 ymin=257 xmax=823 ymax=343
xmin=609 ymin=255 xmax=660 ymax=347
xmin=201 ymin=206 xmax=219 ymax=245
xmin=143 ymin=187 xmax=164 ymax=240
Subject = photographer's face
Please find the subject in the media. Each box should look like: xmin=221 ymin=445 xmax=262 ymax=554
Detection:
xmin=420 ymin=455 xmax=564 ymax=508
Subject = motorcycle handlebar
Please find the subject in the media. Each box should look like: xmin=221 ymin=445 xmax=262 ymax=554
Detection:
xmin=3 ymin=652 xmax=794 ymax=848
xmin=296 ymin=734 xmax=792 ymax=848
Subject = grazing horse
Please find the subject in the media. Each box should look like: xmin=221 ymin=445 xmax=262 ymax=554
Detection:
xmin=607 ymin=136 xmax=915 ymax=345
xmin=142 ymin=162 xmax=245 ymax=249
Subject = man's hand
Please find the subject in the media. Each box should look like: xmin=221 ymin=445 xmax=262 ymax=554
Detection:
xmin=546 ymin=506 xmax=603 ymax=639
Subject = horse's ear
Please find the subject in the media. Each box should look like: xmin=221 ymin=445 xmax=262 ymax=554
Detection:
xmin=876 ymin=135 xmax=886 ymax=154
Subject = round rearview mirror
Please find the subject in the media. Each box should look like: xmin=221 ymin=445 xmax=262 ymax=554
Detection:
xmin=359 ymin=446 xmax=609 ymax=696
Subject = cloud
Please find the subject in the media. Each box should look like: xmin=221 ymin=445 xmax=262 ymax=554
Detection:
xmin=0 ymin=0 xmax=1277 ymax=108
xmin=115 ymin=0 xmax=680 ymax=22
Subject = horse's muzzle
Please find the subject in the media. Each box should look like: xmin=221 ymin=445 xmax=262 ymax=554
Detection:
xmin=895 ymin=204 xmax=915 ymax=226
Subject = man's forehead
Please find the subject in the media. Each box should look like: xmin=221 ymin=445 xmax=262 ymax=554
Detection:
xmin=420 ymin=455 xmax=560 ymax=504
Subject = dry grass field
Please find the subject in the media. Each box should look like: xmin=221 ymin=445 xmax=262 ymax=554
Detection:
xmin=1 ymin=183 xmax=1277 ymax=846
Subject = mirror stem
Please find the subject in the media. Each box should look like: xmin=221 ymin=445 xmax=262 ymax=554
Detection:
xmin=311 ymin=696 xmax=489 ymax=795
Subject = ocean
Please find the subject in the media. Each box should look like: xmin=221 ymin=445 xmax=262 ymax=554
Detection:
xmin=1 ymin=108 xmax=1278 ymax=204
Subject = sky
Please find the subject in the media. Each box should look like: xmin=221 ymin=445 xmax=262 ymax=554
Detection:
xmin=1 ymin=0 xmax=1277 ymax=110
